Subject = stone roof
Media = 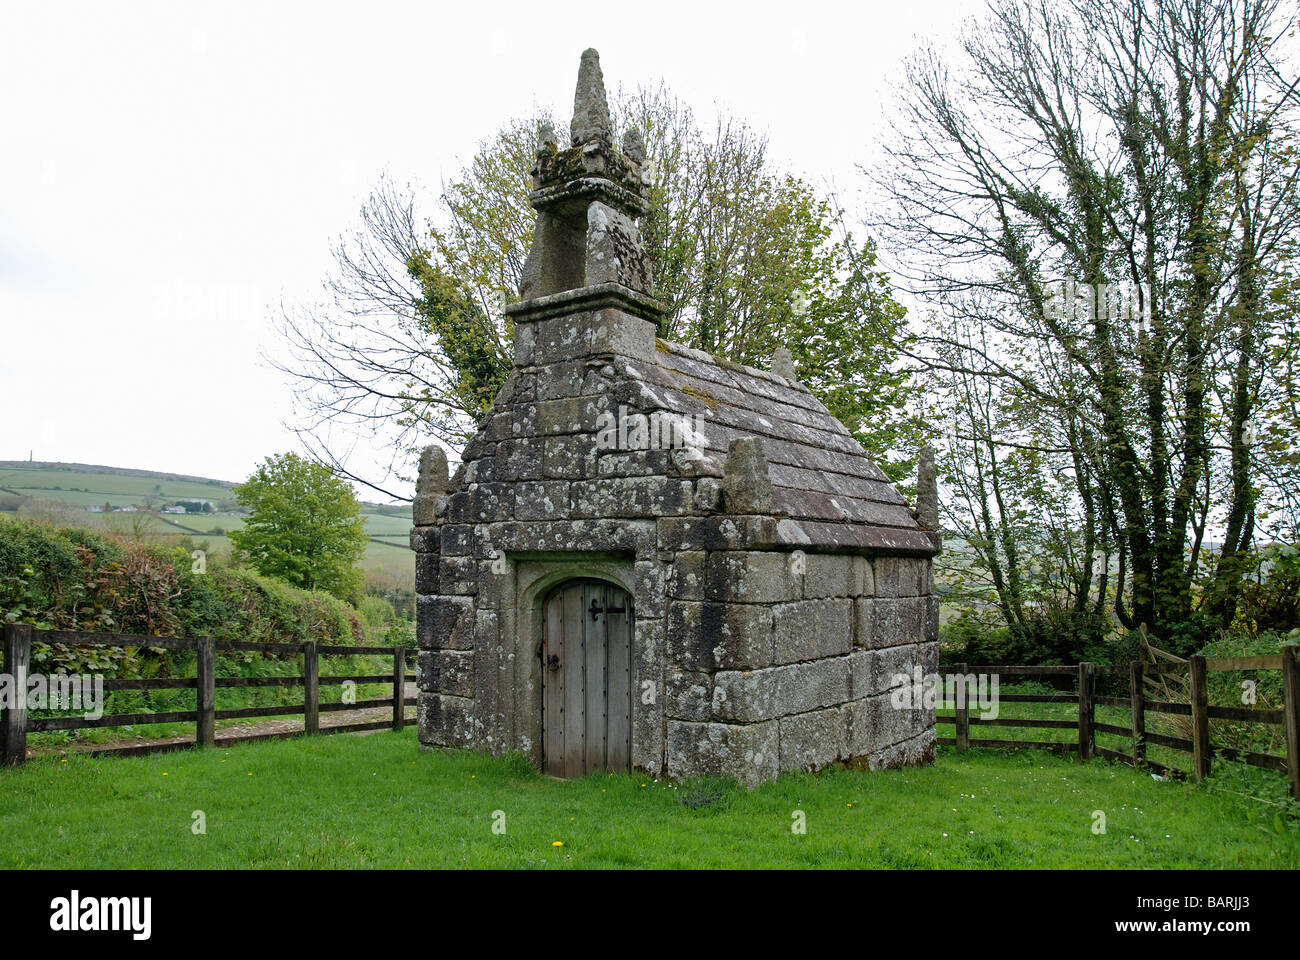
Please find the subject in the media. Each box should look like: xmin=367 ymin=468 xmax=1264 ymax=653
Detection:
xmin=619 ymin=338 xmax=939 ymax=556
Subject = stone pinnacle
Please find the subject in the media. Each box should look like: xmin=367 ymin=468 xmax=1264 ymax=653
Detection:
xmin=571 ymin=48 xmax=612 ymax=146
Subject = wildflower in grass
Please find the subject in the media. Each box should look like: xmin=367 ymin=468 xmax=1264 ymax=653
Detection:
xmin=552 ymin=841 xmax=563 ymax=847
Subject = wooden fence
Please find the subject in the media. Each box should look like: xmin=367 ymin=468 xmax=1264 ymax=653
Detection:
xmin=0 ymin=622 xmax=417 ymax=764
xmin=935 ymin=651 xmax=1300 ymax=799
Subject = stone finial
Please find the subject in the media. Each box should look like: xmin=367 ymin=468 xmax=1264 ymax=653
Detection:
xmin=537 ymin=119 xmax=557 ymax=151
xmin=722 ymin=437 xmax=774 ymax=514
xmin=412 ymin=445 xmax=449 ymax=526
xmin=571 ymin=48 xmax=612 ymax=146
xmin=622 ymin=126 xmax=646 ymax=164
xmin=916 ymin=442 xmax=938 ymax=531
xmin=771 ymin=346 xmax=797 ymax=380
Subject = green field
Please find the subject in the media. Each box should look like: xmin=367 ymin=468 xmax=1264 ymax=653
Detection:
xmin=0 ymin=461 xmax=414 ymax=586
xmin=0 ymin=730 xmax=1294 ymax=868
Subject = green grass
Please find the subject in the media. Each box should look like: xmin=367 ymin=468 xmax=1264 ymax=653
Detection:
xmin=1 ymin=730 xmax=1295 ymax=868
xmin=935 ymin=679 xmax=1298 ymax=807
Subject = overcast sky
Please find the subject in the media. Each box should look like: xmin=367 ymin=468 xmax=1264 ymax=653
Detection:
xmin=0 ymin=0 xmax=978 ymax=497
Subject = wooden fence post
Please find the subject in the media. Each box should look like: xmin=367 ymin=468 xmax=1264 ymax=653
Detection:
xmin=1281 ymin=645 xmax=1300 ymax=801
xmin=196 ymin=636 xmax=215 ymax=747
xmin=303 ymin=641 xmax=319 ymax=735
xmin=2 ymin=623 xmax=31 ymax=765
xmin=1077 ymin=661 xmax=1095 ymax=761
xmin=954 ymin=663 xmax=969 ymax=753
xmin=392 ymin=645 xmax=406 ymax=732
xmin=1129 ymin=660 xmax=1145 ymax=767
xmin=1189 ymin=654 xmax=1211 ymax=782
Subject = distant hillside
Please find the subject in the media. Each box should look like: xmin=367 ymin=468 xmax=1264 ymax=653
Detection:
xmin=0 ymin=460 xmax=239 ymax=486
xmin=0 ymin=460 xmax=408 ymax=512
xmin=0 ymin=460 xmax=414 ymax=588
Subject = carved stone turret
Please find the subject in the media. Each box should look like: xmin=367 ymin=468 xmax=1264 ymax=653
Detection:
xmin=509 ymin=48 xmax=663 ymax=348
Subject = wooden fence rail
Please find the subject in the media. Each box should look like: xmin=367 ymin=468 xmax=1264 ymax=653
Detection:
xmin=934 ymin=651 xmax=1300 ymax=799
xmin=0 ymin=624 xmax=418 ymax=764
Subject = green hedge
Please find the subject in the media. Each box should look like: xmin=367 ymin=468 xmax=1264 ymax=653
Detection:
xmin=0 ymin=517 xmax=412 ymax=743
xmin=0 ymin=516 xmax=365 ymax=650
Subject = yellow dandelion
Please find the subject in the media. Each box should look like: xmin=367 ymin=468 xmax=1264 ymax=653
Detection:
xmin=552 ymin=841 xmax=563 ymax=847
xmin=162 ymin=772 xmax=168 ymax=776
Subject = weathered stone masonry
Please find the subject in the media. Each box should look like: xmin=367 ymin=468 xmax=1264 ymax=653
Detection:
xmin=413 ymin=49 xmax=940 ymax=787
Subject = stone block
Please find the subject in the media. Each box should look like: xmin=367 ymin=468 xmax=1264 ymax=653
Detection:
xmin=416 ymin=595 xmax=475 ymax=650
xmin=779 ymin=706 xmax=847 ymax=772
xmin=666 ymin=719 xmax=779 ymax=788
xmin=870 ymin=596 xmax=926 ymax=648
xmin=495 ymin=439 xmax=543 ymax=481
xmin=803 ymin=554 xmax=855 ymax=598
xmin=541 ymin=435 xmax=597 ymax=479
xmin=873 ymin=556 xmax=926 ymax=598
xmin=704 ymin=551 xmax=800 ymax=603
xmin=571 ymin=476 xmax=688 ymax=518
xmin=853 ymin=598 xmax=873 ymax=648
xmin=514 ymin=481 xmax=570 ymax=521
xmin=665 ymin=669 xmax=712 ymax=722
xmin=438 ymin=556 xmax=478 ymax=596
xmin=701 ymin=602 xmax=774 ymax=670
xmin=415 ymin=553 xmax=439 ymax=593
xmin=410 ymin=526 xmax=439 ymax=553
xmin=668 ymin=551 xmax=706 ymax=600
xmin=852 ymin=555 xmax=874 ymax=596
xmin=418 ymin=649 xmax=475 ymax=698
xmin=418 ymin=692 xmax=478 ymax=747
xmin=772 ymin=599 xmax=852 ymax=664
xmin=710 ymin=669 xmax=776 ymax=722
xmin=773 ymin=656 xmax=851 ymax=715
xmin=844 ymin=693 xmax=924 ymax=756
xmin=853 ymin=644 xmax=921 ymax=698
xmin=440 ymin=524 xmax=474 ymax=556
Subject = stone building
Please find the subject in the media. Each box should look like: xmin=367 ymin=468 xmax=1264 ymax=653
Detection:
xmin=412 ymin=49 xmax=940 ymax=787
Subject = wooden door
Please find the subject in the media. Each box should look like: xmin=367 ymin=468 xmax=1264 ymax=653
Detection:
xmin=542 ymin=579 xmax=633 ymax=777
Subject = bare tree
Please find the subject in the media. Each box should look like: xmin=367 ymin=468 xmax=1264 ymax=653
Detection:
xmin=873 ymin=0 xmax=1300 ymax=642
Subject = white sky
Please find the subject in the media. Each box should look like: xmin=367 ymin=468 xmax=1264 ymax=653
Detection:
xmin=0 ymin=0 xmax=980 ymax=497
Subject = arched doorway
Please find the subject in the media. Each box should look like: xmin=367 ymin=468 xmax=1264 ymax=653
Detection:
xmin=542 ymin=578 xmax=633 ymax=777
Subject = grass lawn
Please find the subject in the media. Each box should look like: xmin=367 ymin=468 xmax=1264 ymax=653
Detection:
xmin=0 ymin=729 xmax=1295 ymax=869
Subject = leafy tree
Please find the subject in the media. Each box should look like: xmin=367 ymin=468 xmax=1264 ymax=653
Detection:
xmin=276 ymin=86 xmax=920 ymax=491
xmin=229 ymin=453 xmax=366 ymax=602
